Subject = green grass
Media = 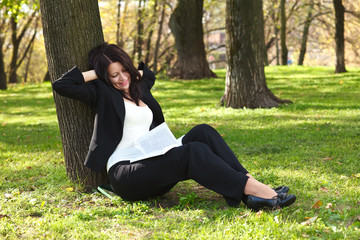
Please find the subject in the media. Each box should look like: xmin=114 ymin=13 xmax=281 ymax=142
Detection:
xmin=1 ymin=66 xmax=359 ymax=239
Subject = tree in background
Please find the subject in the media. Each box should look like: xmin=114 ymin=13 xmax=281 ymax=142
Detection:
xmin=280 ymin=0 xmax=288 ymax=65
xmin=0 ymin=9 xmax=7 ymax=90
xmin=168 ymin=0 xmax=216 ymax=79
xmin=9 ymin=11 xmax=38 ymax=84
xmin=40 ymin=0 xmax=107 ymax=188
xmin=0 ymin=0 xmax=39 ymax=88
xmin=333 ymin=0 xmax=346 ymax=73
xmin=298 ymin=0 xmax=315 ymax=65
xmin=153 ymin=0 xmax=166 ymax=73
xmin=222 ymin=0 xmax=291 ymax=109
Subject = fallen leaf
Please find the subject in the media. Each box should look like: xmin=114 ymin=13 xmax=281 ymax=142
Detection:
xmin=0 ymin=214 xmax=10 ymax=219
xmin=65 ymin=187 xmax=74 ymax=192
xmin=237 ymin=213 xmax=250 ymax=219
xmin=339 ymin=80 xmax=344 ymax=84
xmin=325 ymin=203 xmax=333 ymax=209
xmin=323 ymin=157 xmax=332 ymax=161
xmin=302 ymin=234 xmax=310 ymax=238
xmin=253 ymin=161 xmax=258 ymax=165
xmin=256 ymin=210 xmax=263 ymax=217
xmin=26 ymin=166 xmax=32 ymax=170
xmin=312 ymin=200 xmax=323 ymax=209
xmin=1 ymin=122 xmax=7 ymax=127
xmin=301 ymin=216 xmax=318 ymax=225
xmin=200 ymin=108 xmax=205 ymax=112
xmin=319 ymin=187 xmax=328 ymax=193
xmin=351 ymin=173 xmax=360 ymax=178
xmin=4 ymin=193 xmax=12 ymax=198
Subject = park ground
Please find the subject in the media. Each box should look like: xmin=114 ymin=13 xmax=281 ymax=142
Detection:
xmin=0 ymin=66 xmax=359 ymax=239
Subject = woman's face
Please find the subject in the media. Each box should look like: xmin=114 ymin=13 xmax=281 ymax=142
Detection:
xmin=107 ymin=62 xmax=131 ymax=93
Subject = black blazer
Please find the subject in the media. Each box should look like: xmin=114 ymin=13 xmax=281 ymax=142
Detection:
xmin=52 ymin=63 xmax=165 ymax=172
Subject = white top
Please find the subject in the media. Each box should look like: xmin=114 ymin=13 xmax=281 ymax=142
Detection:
xmin=106 ymin=100 xmax=153 ymax=171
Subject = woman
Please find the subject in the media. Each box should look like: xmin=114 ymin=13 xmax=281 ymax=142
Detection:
xmin=52 ymin=43 xmax=296 ymax=210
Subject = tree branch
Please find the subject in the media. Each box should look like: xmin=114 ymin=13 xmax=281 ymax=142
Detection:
xmin=345 ymin=10 xmax=360 ymax=18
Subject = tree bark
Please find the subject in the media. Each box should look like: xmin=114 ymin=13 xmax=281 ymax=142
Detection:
xmin=9 ymin=12 xmax=37 ymax=84
xmin=280 ymin=0 xmax=288 ymax=65
xmin=9 ymin=16 xmax=20 ymax=84
xmin=0 ymin=36 xmax=6 ymax=90
xmin=144 ymin=0 xmax=158 ymax=65
xmin=298 ymin=0 xmax=314 ymax=65
xmin=168 ymin=0 xmax=216 ymax=79
xmin=40 ymin=0 xmax=107 ymax=189
xmin=222 ymin=0 xmax=291 ymax=109
xmin=136 ymin=0 xmax=145 ymax=63
xmin=116 ymin=0 xmax=122 ymax=47
xmin=333 ymin=0 xmax=347 ymax=73
xmin=153 ymin=0 xmax=166 ymax=73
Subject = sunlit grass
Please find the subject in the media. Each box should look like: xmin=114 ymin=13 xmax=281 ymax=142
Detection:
xmin=0 ymin=66 xmax=359 ymax=239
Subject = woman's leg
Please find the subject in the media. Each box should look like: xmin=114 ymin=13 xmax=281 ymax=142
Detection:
xmin=182 ymin=124 xmax=248 ymax=174
xmin=108 ymin=142 xmax=249 ymax=204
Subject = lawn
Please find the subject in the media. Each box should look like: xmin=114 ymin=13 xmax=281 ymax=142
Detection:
xmin=0 ymin=66 xmax=359 ymax=239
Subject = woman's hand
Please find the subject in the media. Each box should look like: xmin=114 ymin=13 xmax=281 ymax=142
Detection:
xmin=138 ymin=70 xmax=143 ymax=77
xmin=82 ymin=70 xmax=98 ymax=82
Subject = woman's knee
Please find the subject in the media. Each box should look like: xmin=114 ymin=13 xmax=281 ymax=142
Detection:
xmin=193 ymin=124 xmax=214 ymax=132
xmin=185 ymin=142 xmax=212 ymax=157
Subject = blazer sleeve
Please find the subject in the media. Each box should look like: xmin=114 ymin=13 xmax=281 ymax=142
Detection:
xmin=138 ymin=62 xmax=156 ymax=90
xmin=52 ymin=66 xmax=98 ymax=108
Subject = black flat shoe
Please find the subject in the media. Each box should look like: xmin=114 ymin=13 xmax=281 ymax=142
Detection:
xmin=245 ymin=194 xmax=296 ymax=211
xmin=242 ymin=186 xmax=290 ymax=205
xmin=273 ymin=186 xmax=289 ymax=194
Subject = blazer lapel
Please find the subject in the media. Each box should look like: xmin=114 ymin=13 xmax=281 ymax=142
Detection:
xmin=109 ymin=88 xmax=126 ymax=122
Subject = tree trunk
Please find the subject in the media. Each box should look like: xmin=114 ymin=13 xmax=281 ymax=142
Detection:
xmin=168 ymin=0 xmax=216 ymax=79
xmin=117 ymin=0 xmax=128 ymax=48
xmin=280 ymin=0 xmax=288 ymax=65
xmin=153 ymin=0 xmax=166 ymax=73
xmin=222 ymin=0 xmax=291 ymax=109
xmin=9 ymin=12 xmax=37 ymax=84
xmin=116 ymin=0 xmax=122 ymax=47
xmin=144 ymin=0 xmax=158 ymax=65
xmin=136 ymin=0 xmax=145 ymax=63
xmin=43 ymin=70 xmax=50 ymax=82
xmin=298 ymin=0 xmax=314 ymax=66
xmin=0 ymin=37 xmax=6 ymax=90
xmin=23 ymin=36 xmax=35 ymax=83
xmin=40 ymin=0 xmax=107 ymax=189
xmin=9 ymin=16 xmax=19 ymax=84
xmin=333 ymin=0 xmax=347 ymax=73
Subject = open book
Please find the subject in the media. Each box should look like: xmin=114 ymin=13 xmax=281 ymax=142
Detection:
xmin=111 ymin=122 xmax=183 ymax=163
xmin=134 ymin=122 xmax=183 ymax=161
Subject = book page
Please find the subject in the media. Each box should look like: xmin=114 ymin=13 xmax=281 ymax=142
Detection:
xmin=130 ymin=122 xmax=182 ymax=162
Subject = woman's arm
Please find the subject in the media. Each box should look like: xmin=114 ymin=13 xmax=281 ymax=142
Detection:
xmin=82 ymin=69 xmax=98 ymax=82
xmin=138 ymin=62 xmax=156 ymax=90
xmin=52 ymin=67 xmax=98 ymax=107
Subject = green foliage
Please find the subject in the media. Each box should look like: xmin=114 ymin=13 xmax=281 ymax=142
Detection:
xmin=1 ymin=0 xmax=39 ymax=19
xmin=0 ymin=66 xmax=359 ymax=239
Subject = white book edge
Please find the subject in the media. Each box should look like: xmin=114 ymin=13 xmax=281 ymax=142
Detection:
xmin=129 ymin=122 xmax=183 ymax=162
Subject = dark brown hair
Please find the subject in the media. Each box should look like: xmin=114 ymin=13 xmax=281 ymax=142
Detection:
xmin=88 ymin=42 xmax=142 ymax=105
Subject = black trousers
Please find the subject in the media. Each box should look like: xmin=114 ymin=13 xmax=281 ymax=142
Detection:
xmin=108 ymin=124 xmax=249 ymax=206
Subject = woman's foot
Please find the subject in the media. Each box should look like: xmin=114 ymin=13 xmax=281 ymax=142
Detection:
xmin=245 ymin=194 xmax=296 ymax=211
xmin=244 ymin=178 xmax=278 ymax=199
